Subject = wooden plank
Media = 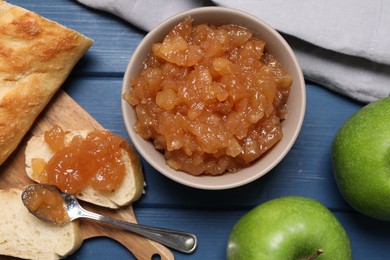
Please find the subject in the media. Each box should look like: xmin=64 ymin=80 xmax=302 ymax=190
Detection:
xmin=70 ymin=208 xmax=390 ymax=260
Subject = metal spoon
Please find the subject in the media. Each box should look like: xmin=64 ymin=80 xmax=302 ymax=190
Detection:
xmin=21 ymin=184 xmax=197 ymax=254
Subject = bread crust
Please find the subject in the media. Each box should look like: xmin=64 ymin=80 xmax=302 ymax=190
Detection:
xmin=0 ymin=1 xmax=93 ymax=165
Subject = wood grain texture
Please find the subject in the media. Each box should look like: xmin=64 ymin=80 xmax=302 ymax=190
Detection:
xmin=0 ymin=90 xmax=173 ymax=260
xmin=6 ymin=1 xmax=390 ymax=259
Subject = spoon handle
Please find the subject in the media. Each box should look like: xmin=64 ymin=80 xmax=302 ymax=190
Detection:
xmin=77 ymin=206 xmax=197 ymax=254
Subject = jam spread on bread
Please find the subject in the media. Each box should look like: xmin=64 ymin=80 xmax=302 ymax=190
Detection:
xmin=31 ymin=125 xmax=126 ymax=194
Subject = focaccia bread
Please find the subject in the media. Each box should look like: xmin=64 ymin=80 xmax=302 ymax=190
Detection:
xmin=0 ymin=188 xmax=83 ymax=260
xmin=0 ymin=1 xmax=93 ymax=165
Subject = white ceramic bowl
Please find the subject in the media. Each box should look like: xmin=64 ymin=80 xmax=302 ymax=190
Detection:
xmin=121 ymin=7 xmax=306 ymax=190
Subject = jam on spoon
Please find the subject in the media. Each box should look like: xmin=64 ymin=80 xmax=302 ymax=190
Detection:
xmin=22 ymin=184 xmax=197 ymax=254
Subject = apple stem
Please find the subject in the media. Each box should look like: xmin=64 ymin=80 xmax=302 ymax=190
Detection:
xmin=306 ymin=249 xmax=324 ymax=260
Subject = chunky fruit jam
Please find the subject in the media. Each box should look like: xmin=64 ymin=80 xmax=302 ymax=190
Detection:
xmin=124 ymin=18 xmax=292 ymax=176
xmin=32 ymin=125 xmax=126 ymax=194
xmin=23 ymin=185 xmax=70 ymax=225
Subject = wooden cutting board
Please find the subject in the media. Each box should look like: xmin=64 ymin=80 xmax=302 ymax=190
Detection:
xmin=0 ymin=90 xmax=174 ymax=260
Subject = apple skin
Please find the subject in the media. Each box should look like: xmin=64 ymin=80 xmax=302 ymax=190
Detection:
xmin=332 ymin=97 xmax=390 ymax=221
xmin=226 ymin=196 xmax=351 ymax=260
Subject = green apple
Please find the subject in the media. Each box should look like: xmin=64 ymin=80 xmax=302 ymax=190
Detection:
xmin=226 ymin=196 xmax=351 ymax=260
xmin=332 ymin=96 xmax=390 ymax=221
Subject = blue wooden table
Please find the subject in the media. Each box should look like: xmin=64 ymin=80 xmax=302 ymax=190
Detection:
xmin=9 ymin=1 xmax=390 ymax=259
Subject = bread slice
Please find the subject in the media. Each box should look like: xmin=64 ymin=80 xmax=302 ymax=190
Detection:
xmin=0 ymin=1 xmax=93 ymax=166
xmin=25 ymin=129 xmax=145 ymax=209
xmin=0 ymin=188 xmax=83 ymax=260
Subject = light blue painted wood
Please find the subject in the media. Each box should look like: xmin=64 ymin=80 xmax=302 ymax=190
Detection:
xmin=5 ymin=1 xmax=390 ymax=259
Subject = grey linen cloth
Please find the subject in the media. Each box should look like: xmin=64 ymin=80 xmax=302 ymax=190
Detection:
xmin=77 ymin=0 xmax=390 ymax=103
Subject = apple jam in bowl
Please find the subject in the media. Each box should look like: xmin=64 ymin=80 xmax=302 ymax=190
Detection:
xmin=121 ymin=7 xmax=306 ymax=190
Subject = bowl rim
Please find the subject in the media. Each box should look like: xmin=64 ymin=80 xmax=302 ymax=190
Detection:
xmin=121 ymin=6 xmax=306 ymax=190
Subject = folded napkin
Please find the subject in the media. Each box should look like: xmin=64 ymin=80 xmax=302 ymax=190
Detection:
xmin=77 ymin=0 xmax=390 ymax=103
